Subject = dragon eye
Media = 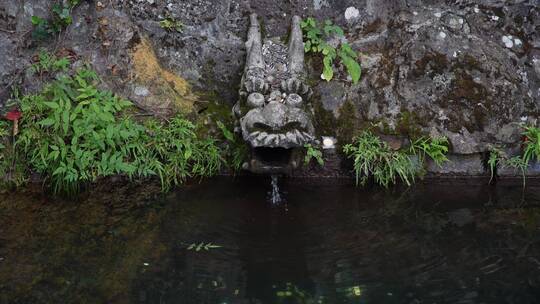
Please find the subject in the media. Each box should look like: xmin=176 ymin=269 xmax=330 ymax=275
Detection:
xmin=285 ymin=93 xmax=303 ymax=107
xmin=247 ymin=93 xmax=265 ymax=108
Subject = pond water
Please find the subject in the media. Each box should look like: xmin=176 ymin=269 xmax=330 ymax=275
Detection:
xmin=1 ymin=177 xmax=540 ymax=303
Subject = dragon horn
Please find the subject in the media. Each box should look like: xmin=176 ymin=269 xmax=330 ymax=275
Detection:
xmin=288 ymin=15 xmax=305 ymax=76
xmin=245 ymin=13 xmax=264 ymax=70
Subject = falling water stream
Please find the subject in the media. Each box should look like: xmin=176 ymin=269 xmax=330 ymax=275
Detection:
xmin=268 ymin=174 xmax=283 ymax=205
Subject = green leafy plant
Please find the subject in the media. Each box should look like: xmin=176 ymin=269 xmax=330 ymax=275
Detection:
xmin=159 ymin=17 xmax=183 ymax=33
xmin=344 ymin=131 xmax=450 ymax=188
xmin=301 ymin=17 xmax=361 ymax=84
xmin=522 ymin=125 xmax=540 ymax=164
xmin=14 ymin=68 xmax=224 ymax=194
xmin=31 ymin=16 xmax=51 ymax=40
xmin=304 ymin=143 xmax=324 ymax=166
xmin=140 ymin=118 xmax=223 ymax=191
xmin=31 ymin=1 xmax=79 ymax=40
xmin=0 ymin=121 xmax=8 ymax=148
xmin=487 ymin=148 xmax=501 ymax=184
xmin=216 ymin=121 xmax=248 ymax=172
xmin=488 ymin=145 xmax=530 ymax=188
xmin=68 ymin=0 xmax=81 ymax=7
xmin=0 ymin=121 xmax=9 ymax=181
xmin=410 ymin=136 xmax=449 ymax=167
xmin=486 ymin=125 xmax=540 ymax=187
xmin=17 ymin=69 xmax=141 ymax=193
xmin=343 ymin=131 xmax=417 ymax=187
xmin=30 ymin=50 xmax=71 ymax=75
xmin=505 ymin=156 xmax=529 ymax=188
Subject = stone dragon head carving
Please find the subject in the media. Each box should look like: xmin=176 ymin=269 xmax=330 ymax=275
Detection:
xmin=234 ymin=14 xmax=315 ymax=173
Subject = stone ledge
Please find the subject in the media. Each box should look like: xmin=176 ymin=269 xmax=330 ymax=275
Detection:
xmin=425 ymin=153 xmax=486 ymax=176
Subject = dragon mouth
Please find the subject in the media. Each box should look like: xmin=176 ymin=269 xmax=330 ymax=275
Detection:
xmin=245 ymin=130 xmax=315 ymax=149
xmin=245 ymin=147 xmax=300 ymax=174
xmin=253 ymin=147 xmax=293 ymax=165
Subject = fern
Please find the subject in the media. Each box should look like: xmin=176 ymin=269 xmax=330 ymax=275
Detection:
xmin=15 ymin=68 xmax=224 ymax=194
xmin=344 ymin=131 xmax=449 ymax=188
xmin=410 ymin=136 xmax=449 ymax=167
xmin=343 ymin=131 xmax=417 ymax=187
xmin=522 ymin=125 xmax=540 ymax=164
xmin=487 ymin=149 xmax=501 ymax=184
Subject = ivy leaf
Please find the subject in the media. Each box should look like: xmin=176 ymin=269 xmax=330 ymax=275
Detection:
xmin=322 ymin=56 xmax=334 ymax=81
xmin=340 ymin=55 xmax=361 ymax=84
xmin=324 ymin=24 xmax=344 ymax=37
xmin=340 ymin=43 xmax=357 ymax=59
xmin=31 ymin=16 xmax=44 ymax=25
xmin=31 ymin=16 xmax=51 ymax=40
xmin=304 ymin=40 xmax=311 ymax=53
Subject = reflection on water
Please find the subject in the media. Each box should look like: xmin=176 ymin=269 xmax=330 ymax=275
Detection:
xmin=1 ymin=178 xmax=540 ymax=303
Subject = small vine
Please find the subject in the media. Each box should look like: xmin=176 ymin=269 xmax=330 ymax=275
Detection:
xmin=301 ymin=17 xmax=361 ymax=84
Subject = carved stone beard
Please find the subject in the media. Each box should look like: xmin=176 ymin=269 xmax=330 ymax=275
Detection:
xmin=233 ymin=14 xmax=316 ymax=173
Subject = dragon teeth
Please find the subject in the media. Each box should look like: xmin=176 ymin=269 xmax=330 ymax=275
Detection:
xmin=292 ymin=132 xmax=300 ymax=145
xmin=248 ymin=129 xmax=314 ymax=147
xmin=294 ymin=130 xmax=304 ymax=142
xmin=265 ymin=134 xmax=277 ymax=146
xmin=249 ymin=131 xmax=260 ymax=140
xmin=303 ymin=132 xmax=314 ymax=142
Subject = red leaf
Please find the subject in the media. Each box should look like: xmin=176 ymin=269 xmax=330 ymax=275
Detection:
xmin=5 ymin=110 xmax=22 ymax=121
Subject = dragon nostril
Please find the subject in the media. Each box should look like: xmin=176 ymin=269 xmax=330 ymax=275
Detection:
xmin=247 ymin=93 xmax=265 ymax=108
xmin=285 ymin=93 xmax=303 ymax=107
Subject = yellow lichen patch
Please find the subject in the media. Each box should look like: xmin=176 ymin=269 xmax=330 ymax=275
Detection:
xmin=131 ymin=37 xmax=196 ymax=114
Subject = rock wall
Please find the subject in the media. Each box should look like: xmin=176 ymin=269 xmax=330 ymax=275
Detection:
xmin=0 ymin=0 xmax=539 ymax=177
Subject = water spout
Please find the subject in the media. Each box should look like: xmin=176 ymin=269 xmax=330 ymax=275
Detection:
xmin=235 ymin=14 xmax=314 ymax=174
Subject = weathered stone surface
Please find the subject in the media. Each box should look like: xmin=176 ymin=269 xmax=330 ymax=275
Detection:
xmin=0 ymin=0 xmax=538 ymax=176
xmin=426 ymin=154 xmax=486 ymax=176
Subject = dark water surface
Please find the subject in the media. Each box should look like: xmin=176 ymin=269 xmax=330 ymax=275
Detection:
xmin=1 ymin=178 xmax=540 ymax=303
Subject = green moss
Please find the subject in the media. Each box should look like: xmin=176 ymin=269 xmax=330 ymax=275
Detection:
xmin=195 ymin=95 xmax=235 ymax=136
xmin=441 ymin=70 xmax=489 ymax=133
xmin=312 ymin=99 xmax=361 ymax=145
xmin=193 ymin=94 xmax=248 ymax=172
xmin=395 ymin=111 xmax=426 ymax=139
xmin=312 ymin=99 xmax=337 ymax=137
xmin=337 ymin=101 xmax=360 ymax=143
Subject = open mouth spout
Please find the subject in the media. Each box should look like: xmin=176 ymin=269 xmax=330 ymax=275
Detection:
xmin=243 ymin=147 xmax=301 ymax=174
